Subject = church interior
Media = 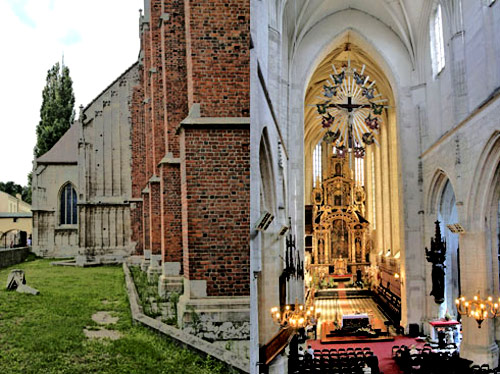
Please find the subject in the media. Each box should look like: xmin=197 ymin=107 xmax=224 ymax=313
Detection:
xmin=251 ymin=0 xmax=500 ymax=373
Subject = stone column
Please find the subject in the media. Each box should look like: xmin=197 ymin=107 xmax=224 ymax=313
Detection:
xmin=459 ymin=231 xmax=499 ymax=367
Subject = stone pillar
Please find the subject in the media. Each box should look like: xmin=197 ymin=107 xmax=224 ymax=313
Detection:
xmin=459 ymin=231 xmax=499 ymax=367
xmin=268 ymin=353 xmax=287 ymax=374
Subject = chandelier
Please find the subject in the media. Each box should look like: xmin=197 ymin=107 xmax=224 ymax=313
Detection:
xmin=455 ymin=292 xmax=500 ymax=328
xmin=270 ymin=300 xmax=321 ymax=330
xmin=312 ymin=45 xmax=387 ymax=159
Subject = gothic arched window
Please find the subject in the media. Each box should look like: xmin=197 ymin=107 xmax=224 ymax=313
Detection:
xmin=60 ymin=183 xmax=77 ymax=225
xmin=430 ymin=3 xmax=446 ymax=76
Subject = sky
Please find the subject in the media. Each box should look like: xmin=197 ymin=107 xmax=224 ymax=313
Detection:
xmin=0 ymin=0 xmax=143 ymax=186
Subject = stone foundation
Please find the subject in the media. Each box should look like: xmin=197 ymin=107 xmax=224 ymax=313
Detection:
xmin=212 ymin=340 xmax=250 ymax=361
xmin=158 ymin=261 xmax=183 ymax=298
xmin=177 ymin=279 xmax=250 ymax=342
xmin=141 ymin=249 xmax=151 ymax=271
xmin=147 ymin=254 xmax=162 ymax=281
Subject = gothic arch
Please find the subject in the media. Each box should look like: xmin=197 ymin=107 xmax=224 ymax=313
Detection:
xmin=427 ymin=168 xmax=453 ymax=215
xmin=256 ymin=127 xmax=283 ymax=345
xmin=290 ymin=14 xmax=413 ymax=99
xmin=259 ymin=127 xmax=277 ymax=216
xmin=467 ymin=131 xmax=500 ymax=230
xmin=466 ymin=131 xmax=500 ymax=305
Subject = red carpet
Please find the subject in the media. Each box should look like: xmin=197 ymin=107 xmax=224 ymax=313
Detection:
xmin=337 ymin=282 xmax=346 ymax=299
xmin=307 ymin=335 xmax=425 ymax=374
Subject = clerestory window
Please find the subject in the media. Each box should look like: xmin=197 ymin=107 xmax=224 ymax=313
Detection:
xmin=313 ymin=142 xmax=322 ymax=187
xmin=430 ymin=3 xmax=446 ymax=77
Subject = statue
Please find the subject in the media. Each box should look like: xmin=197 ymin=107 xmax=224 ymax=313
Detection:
xmin=425 ymin=220 xmax=446 ymax=304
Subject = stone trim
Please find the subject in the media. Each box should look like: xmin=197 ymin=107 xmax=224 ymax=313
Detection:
xmin=36 ymin=161 xmax=78 ymax=165
xmin=176 ymin=104 xmax=250 ymax=134
xmin=158 ymin=153 xmax=180 ymax=165
xmin=122 ymin=263 xmax=249 ymax=373
xmin=149 ymin=175 xmax=161 ymax=183
xmin=128 ymin=198 xmax=144 ymax=203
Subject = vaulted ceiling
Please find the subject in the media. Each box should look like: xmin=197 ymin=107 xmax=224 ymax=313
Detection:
xmin=280 ymin=0 xmax=435 ymax=69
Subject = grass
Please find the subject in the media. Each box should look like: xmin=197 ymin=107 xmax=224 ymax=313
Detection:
xmin=0 ymin=259 xmax=227 ymax=374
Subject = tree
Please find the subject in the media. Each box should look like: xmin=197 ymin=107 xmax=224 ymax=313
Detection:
xmin=34 ymin=62 xmax=75 ymax=158
xmin=0 ymin=181 xmax=31 ymax=204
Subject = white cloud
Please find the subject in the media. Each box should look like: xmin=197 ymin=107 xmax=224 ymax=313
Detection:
xmin=59 ymin=29 xmax=82 ymax=46
xmin=0 ymin=0 xmax=143 ymax=186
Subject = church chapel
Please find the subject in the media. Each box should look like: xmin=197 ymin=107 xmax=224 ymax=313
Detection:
xmin=33 ymin=0 xmax=251 ymax=351
xmin=251 ymin=0 xmax=500 ymax=373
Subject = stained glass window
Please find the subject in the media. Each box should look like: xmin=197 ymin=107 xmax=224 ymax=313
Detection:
xmin=60 ymin=183 xmax=77 ymax=225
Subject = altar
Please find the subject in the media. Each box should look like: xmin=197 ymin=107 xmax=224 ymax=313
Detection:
xmin=429 ymin=320 xmax=460 ymax=342
xmin=342 ymin=313 xmax=370 ymax=329
xmin=308 ymin=155 xmax=371 ymax=288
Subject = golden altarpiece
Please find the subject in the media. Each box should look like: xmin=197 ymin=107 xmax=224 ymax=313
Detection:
xmin=309 ymin=154 xmax=370 ymax=280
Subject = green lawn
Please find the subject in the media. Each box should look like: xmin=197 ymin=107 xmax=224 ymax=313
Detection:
xmin=0 ymin=259 xmax=226 ymax=374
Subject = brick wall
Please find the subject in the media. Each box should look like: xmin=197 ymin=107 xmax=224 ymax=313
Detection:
xmin=149 ymin=180 xmax=162 ymax=254
xmin=161 ymin=0 xmax=188 ymax=158
xmin=184 ymin=0 xmax=250 ymax=117
xmin=131 ymin=83 xmax=145 ymax=253
xmin=131 ymin=84 xmax=146 ymax=199
xmin=161 ymin=163 xmax=182 ymax=265
xmin=142 ymin=191 xmax=150 ymax=250
xmin=180 ymin=125 xmax=250 ymax=297
xmin=130 ymin=1 xmax=251 ymax=288
xmin=150 ymin=0 xmax=165 ymax=171
xmin=141 ymin=14 xmax=154 ymax=180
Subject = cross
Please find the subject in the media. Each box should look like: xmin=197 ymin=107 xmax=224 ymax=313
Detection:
xmin=335 ymin=96 xmax=370 ymax=113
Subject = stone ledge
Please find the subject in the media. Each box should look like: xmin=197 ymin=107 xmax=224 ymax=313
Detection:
xmin=149 ymin=175 xmax=161 ymax=184
xmin=122 ymin=263 xmax=249 ymax=373
xmin=176 ymin=104 xmax=250 ymax=134
xmin=159 ymin=152 xmax=181 ymax=165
